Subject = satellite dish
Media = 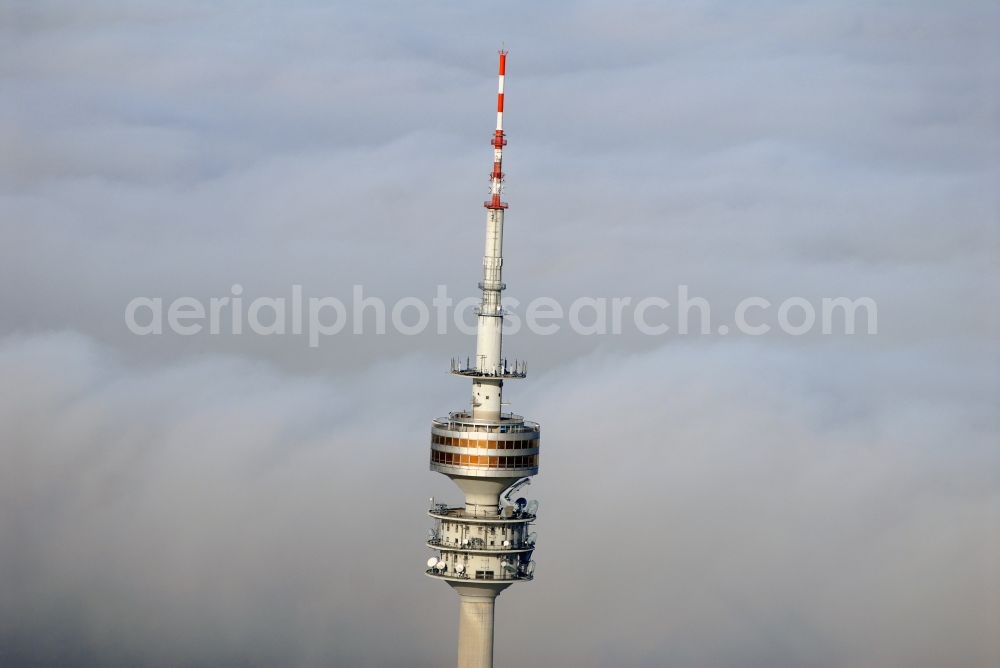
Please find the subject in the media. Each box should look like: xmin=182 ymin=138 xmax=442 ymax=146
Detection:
xmin=502 ymin=540 xmax=511 ymax=547
xmin=455 ymin=563 xmax=465 ymax=573
xmin=427 ymin=557 xmax=439 ymax=569
xmin=525 ymin=561 xmax=536 ymax=576
xmin=515 ymin=497 xmax=527 ymax=511
xmin=527 ymin=532 xmax=537 ymax=545
xmin=427 ymin=529 xmax=438 ymax=540
xmin=462 ymin=538 xmax=470 ymax=546
xmin=526 ymin=500 xmax=539 ymax=515
xmin=436 ymin=559 xmax=448 ymax=571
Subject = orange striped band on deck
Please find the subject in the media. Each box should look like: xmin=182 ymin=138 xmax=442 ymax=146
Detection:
xmin=432 ymin=434 xmax=538 ymax=450
xmin=431 ymin=450 xmax=538 ymax=469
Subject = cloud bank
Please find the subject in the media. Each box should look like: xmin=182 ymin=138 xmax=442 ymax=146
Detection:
xmin=1 ymin=1 xmax=997 ymax=666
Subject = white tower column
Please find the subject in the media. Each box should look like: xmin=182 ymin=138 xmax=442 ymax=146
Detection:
xmin=449 ymin=581 xmax=511 ymax=668
xmin=457 ymin=593 xmax=496 ymax=668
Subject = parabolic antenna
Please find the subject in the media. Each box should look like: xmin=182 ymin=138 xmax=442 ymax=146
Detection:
xmin=526 ymin=500 xmax=539 ymax=515
xmin=455 ymin=563 xmax=465 ymax=573
xmin=527 ymin=532 xmax=537 ymax=545
xmin=502 ymin=539 xmax=511 ymax=547
xmin=515 ymin=497 xmax=527 ymax=511
xmin=436 ymin=559 xmax=448 ymax=570
xmin=427 ymin=557 xmax=439 ymax=568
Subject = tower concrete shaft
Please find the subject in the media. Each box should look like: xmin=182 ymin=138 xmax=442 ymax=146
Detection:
xmin=452 ymin=582 xmax=510 ymax=668
xmin=458 ymin=596 xmax=494 ymax=668
xmin=426 ymin=50 xmax=540 ymax=668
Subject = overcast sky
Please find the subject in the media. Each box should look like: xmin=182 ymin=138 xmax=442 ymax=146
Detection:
xmin=1 ymin=2 xmax=998 ymax=667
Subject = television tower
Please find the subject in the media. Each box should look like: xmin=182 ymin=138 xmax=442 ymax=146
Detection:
xmin=426 ymin=50 xmax=540 ymax=668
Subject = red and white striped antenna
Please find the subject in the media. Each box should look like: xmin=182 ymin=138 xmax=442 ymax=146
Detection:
xmin=486 ymin=49 xmax=509 ymax=210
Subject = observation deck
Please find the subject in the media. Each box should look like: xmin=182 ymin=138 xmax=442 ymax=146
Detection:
xmin=449 ymin=358 xmax=526 ymax=379
xmin=430 ymin=412 xmax=540 ymax=478
xmin=429 ymin=506 xmax=536 ymax=524
xmin=433 ymin=411 xmax=538 ymax=433
xmin=426 ymin=568 xmax=532 ymax=583
xmin=427 ymin=539 xmax=534 ymax=555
